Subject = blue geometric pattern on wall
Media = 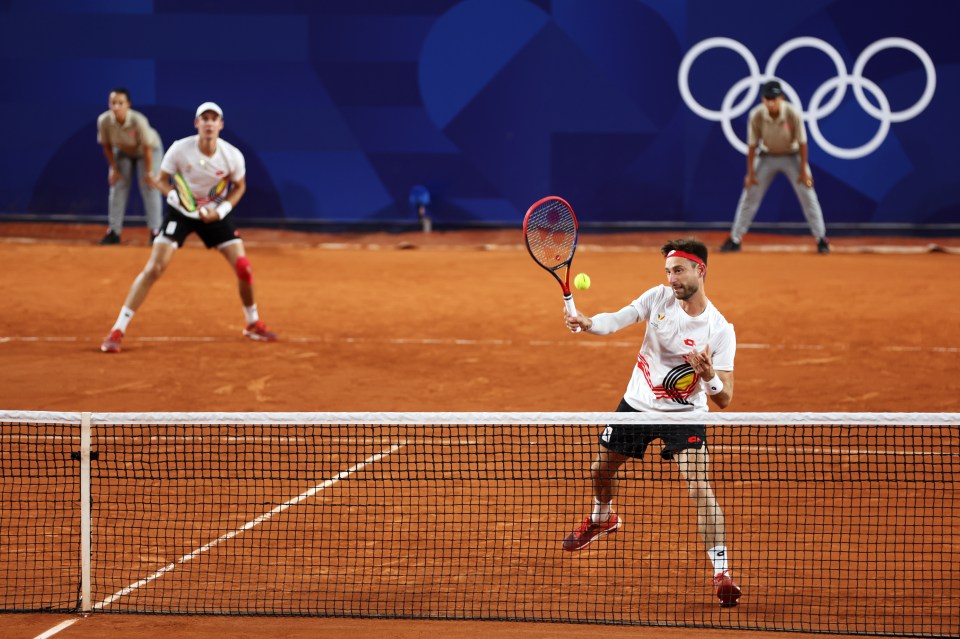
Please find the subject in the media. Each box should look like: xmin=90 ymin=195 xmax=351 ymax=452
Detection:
xmin=0 ymin=0 xmax=956 ymax=227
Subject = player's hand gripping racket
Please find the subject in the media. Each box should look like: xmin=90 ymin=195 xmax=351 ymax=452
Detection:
xmin=169 ymin=172 xmax=225 ymax=221
xmin=523 ymin=195 xmax=581 ymax=332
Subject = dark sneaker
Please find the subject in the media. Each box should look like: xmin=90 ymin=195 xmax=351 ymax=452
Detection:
xmin=99 ymin=231 xmax=121 ymax=245
xmin=713 ymin=570 xmax=742 ymax=608
xmin=719 ymin=237 xmax=741 ymax=253
xmin=562 ymin=513 xmax=622 ymax=551
xmin=817 ymin=237 xmax=831 ymax=254
xmin=243 ymin=320 xmax=278 ymax=342
xmin=101 ymin=329 xmax=123 ymax=353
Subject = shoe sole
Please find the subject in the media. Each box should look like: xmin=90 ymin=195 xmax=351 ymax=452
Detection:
xmin=562 ymin=518 xmax=622 ymax=552
xmin=101 ymin=345 xmax=120 ymax=353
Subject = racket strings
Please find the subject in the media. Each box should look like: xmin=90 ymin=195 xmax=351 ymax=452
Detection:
xmin=525 ymin=201 xmax=576 ymax=269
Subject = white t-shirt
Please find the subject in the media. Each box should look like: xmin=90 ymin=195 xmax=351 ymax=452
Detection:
xmin=160 ymin=135 xmax=245 ymax=216
xmin=588 ymin=285 xmax=736 ymax=412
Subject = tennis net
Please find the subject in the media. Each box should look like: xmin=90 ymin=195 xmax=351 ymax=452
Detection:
xmin=1 ymin=411 xmax=957 ymax=637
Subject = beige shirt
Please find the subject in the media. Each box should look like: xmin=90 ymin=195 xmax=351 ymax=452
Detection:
xmin=746 ymin=101 xmax=807 ymax=155
xmin=96 ymin=109 xmax=161 ymax=157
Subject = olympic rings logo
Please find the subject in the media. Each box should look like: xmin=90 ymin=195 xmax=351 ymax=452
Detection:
xmin=678 ymin=37 xmax=936 ymax=159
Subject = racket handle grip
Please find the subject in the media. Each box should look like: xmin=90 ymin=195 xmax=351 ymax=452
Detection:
xmin=563 ymin=294 xmax=581 ymax=333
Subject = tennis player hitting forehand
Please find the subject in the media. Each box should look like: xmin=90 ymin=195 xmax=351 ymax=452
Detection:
xmin=562 ymin=238 xmax=741 ymax=608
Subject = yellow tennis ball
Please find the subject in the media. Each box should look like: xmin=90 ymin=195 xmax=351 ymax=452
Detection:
xmin=574 ymin=273 xmax=591 ymax=290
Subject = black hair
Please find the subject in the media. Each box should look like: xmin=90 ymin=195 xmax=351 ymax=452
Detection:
xmin=110 ymin=87 xmax=131 ymax=104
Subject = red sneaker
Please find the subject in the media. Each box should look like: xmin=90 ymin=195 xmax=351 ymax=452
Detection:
xmin=562 ymin=513 xmax=622 ymax=551
xmin=243 ymin=320 xmax=278 ymax=342
xmin=100 ymin=329 xmax=124 ymax=353
xmin=713 ymin=570 xmax=741 ymax=608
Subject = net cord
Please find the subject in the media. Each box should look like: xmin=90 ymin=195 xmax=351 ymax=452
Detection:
xmin=1 ymin=410 xmax=958 ymax=426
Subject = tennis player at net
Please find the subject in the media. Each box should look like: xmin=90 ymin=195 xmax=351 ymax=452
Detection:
xmin=562 ymin=238 xmax=741 ymax=608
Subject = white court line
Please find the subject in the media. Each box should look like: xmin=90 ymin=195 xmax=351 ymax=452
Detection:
xmin=31 ymin=619 xmax=78 ymax=639
xmin=1 ymin=334 xmax=958 ymax=353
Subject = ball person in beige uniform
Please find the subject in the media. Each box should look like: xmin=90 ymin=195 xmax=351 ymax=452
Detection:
xmin=720 ymin=80 xmax=830 ymax=254
xmin=96 ymin=88 xmax=163 ymax=245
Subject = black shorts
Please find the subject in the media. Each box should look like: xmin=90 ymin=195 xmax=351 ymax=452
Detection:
xmin=158 ymin=205 xmax=241 ymax=249
xmin=599 ymin=398 xmax=707 ymax=460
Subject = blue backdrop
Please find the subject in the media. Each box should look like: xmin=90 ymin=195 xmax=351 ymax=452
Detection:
xmin=1 ymin=0 xmax=957 ymax=229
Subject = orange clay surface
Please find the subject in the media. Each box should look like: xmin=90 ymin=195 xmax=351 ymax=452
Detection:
xmin=1 ymin=223 xmax=959 ymax=639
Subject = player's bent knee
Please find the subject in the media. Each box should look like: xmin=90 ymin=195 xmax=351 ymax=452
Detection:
xmin=235 ymin=256 xmax=253 ymax=284
xmin=144 ymin=261 xmax=168 ymax=281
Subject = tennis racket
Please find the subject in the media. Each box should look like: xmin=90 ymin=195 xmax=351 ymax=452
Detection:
xmin=172 ymin=172 xmax=197 ymax=214
xmin=522 ymin=195 xmax=581 ymax=331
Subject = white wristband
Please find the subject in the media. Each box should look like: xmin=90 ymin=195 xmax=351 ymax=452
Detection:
xmin=216 ymin=201 xmax=233 ymax=217
xmin=701 ymin=374 xmax=724 ymax=396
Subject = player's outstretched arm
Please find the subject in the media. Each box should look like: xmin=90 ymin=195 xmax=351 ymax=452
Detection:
xmin=578 ymin=305 xmax=639 ymax=335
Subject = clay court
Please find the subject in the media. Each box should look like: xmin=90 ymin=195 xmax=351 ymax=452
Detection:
xmin=2 ymin=224 xmax=959 ymax=639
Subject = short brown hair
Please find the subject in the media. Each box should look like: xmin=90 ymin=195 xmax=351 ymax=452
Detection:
xmin=661 ymin=238 xmax=708 ymax=266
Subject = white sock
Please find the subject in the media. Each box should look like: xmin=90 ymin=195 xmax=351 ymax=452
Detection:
xmin=591 ymin=497 xmax=612 ymax=524
xmin=243 ymin=304 xmax=259 ymax=324
xmin=708 ymin=545 xmax=729 ymax=574
xmin=113 ymin=306 xmax=135 ymax=333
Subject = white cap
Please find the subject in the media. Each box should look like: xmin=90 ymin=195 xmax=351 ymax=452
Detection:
xmin=195 ymin=101 xmax=223 ymax=118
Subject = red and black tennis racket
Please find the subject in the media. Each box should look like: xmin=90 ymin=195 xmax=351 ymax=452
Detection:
xmin=523 ymin=195 xmax=581 ymax=331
